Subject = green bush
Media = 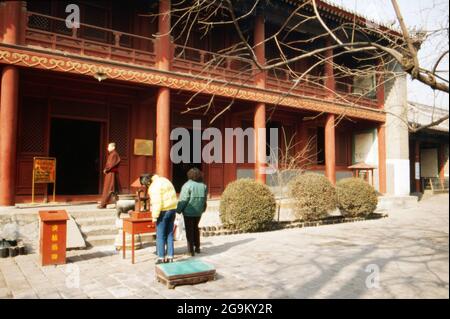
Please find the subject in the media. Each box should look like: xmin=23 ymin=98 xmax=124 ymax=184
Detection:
xmin=288 ymin=173 xmax=337 ymax=221
xmin=219 ymin=179 xmax=276 ymax=232
xmin=336 ymin=178 xmax=378 ymax=217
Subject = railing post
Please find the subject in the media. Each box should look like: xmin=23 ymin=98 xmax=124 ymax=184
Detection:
xmin=113 ymin=32 xmax=121 ymax=47
xmin=224 ymin=57 xmax=230 ymax=70
xmin=199 ymin=51 xmax=205 ymax=64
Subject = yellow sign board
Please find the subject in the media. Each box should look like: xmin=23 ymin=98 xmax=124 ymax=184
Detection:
xmin=32 ymin=157 xmax=57 ymax=203
xmin=33 ymin=158 xmax=56 ymax=183
xmin=134 ymin=139 xmax=153 ymax=156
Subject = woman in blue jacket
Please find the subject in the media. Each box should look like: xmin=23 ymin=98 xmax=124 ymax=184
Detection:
xmin=177 ymin=168 xmax=208 ymax=256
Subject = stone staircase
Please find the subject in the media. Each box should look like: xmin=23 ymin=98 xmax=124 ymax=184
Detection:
xmin=69 ymin=208 xmax=156 ymax=248
xmin=70 ymin=209 xmax=118 ymax=247
xmin=66 ymin=200 xmax=225 ymax=247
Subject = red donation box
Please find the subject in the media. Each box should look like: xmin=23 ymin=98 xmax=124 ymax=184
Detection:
xmin=39 ymin=210 xmax=69 ymax=266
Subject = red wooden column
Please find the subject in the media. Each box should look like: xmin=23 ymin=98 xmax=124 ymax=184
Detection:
xmin=0 ymin=1 xmax=21 ymax=206
xmin=1 ymin=1 xmax=22 ymax=44
xmin=438 ymin=143 xmax=447 ymax=189
xmin=376 ymin=62 xmax=385 ymax=109
xmin=0 ymin=3 xmax=4 ymax=42
xmin=155 ymin=0 xmax=171 ymax=178
xmin=325 ymin=114 xmax=336 ymax=185
xmin=324 ymin=38 xmax=335 ymax=96
xmin=324 ymin=40 xmax=336 ymax=185
xmin=414 ymin=139 xmax=421 ymax=193
xmin=254 ymin=14 xmax=266 ymax=184
xmin=378 ymin=124 xmax=387 ymax=194
xmin=376 ymin=59 xmax=387 ymax=193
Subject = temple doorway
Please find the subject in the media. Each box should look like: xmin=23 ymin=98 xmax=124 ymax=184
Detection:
xmin=172 ymin=128 xmax=204 ymax=193
xmin=49 ymin=118 xmax=103 ymax=195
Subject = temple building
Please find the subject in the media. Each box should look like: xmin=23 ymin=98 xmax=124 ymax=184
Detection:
xmin=408 ymin=102 xmax=449 ymax=194
xmin=0 ymin=0 xmax=414 ymax=206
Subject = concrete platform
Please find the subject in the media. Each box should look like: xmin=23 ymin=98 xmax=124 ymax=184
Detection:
xmin=377 ymin=195 xmax=419 ymax=211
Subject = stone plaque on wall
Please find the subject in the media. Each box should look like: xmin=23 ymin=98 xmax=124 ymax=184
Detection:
xmin=353 ymin=130 xmax=377 ymax=164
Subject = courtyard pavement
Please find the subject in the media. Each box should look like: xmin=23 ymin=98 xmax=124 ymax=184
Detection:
xmin=0 ymin=194 xmax=448 ymax=299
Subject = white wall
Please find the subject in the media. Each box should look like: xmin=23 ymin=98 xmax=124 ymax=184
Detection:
xmin=384 ymin=64 xmax=411 ymax=196
xmin=353 ymin=129 xmax=380 ymax=191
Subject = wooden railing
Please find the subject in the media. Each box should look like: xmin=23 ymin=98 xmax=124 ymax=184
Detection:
xmin=25 ymin=12 xmax=156 ymax=67
xmin=24 ymin=12 xmax=378 ymax=109
xmin=266 ymin=67 xmax=378 ymax=108
xmin=172 ymin=44 xmax=253 ymax=84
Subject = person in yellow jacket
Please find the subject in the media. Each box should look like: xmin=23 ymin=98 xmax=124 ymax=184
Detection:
xmin=148 ymin=174 xmax=178 ymax=264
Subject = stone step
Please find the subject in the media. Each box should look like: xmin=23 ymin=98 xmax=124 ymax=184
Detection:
xmin=79 ymin=225 xmax=118 ymax=237
xmin=377 ymin=195 xmax=418 ymax=210
xmin=85 ymin=233 xmax=155 ymax=248
xmin=69 ymin=209 xmax=116 ymax=219
xmin=73 ymin=215 xmax=117 ymax=227
xmin=84 ymin=234 xmax=117 ymax=247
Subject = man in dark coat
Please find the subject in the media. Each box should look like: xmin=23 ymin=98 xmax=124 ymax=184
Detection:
xmin=98 ymin=143 xmax=121 ymax=209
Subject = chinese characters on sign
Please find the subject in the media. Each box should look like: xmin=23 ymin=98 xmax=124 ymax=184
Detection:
xmin=38 ymin=210 xmax=69 ymax=266
xmin=32 ymin=157 xmax=57 ymax=203
xmin=33 ymin=158 xmax=56 ymax=183
xmin=51 ymin=225 xmax=59 ymax=261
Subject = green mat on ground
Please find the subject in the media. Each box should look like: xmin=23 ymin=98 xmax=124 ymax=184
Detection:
xmin=156 ymin=259 xmax=215 ymax=277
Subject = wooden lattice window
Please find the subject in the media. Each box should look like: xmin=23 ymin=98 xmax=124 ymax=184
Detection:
xmin=19 ymin=97 xmax=47 ymax=154
xmin=27 ymin=0 xmax=52 ymax=31
xmin=109 ymin=106 xmax=129 ymax=158
xmin=81 ymin=3 xmax=110 ymax=43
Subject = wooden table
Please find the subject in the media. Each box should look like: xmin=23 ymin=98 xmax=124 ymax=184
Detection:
xmin=122 ymin=218 xmax=156 ymax=264
xmin=348 ymin=162 xmax=377 ymax=187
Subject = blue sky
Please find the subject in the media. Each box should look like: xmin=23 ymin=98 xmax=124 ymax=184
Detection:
xmin=329 ymin=0 xmax=449 ymax=108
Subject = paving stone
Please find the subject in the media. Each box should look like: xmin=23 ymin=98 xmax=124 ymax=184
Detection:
xmin=12 ymin=291 xmax=39 ymax=299
xmin=0 ymin=287 xmax=12 ymax=298
xmin=106 ymin=285 xmax=136 ymax=298
xmin=38 ymin=292 xmax=62 ymax=299
xmin=0 ymin=194 xmax=448 ymax=299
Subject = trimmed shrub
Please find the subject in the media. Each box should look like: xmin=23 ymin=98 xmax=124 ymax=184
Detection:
xmin=288 ymin=173 xmax=337 ymax=221
xmin=219 ymin=179 xmax=276 ymax=232
xmin=336 ymin=178 xmax=378 ymax=217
